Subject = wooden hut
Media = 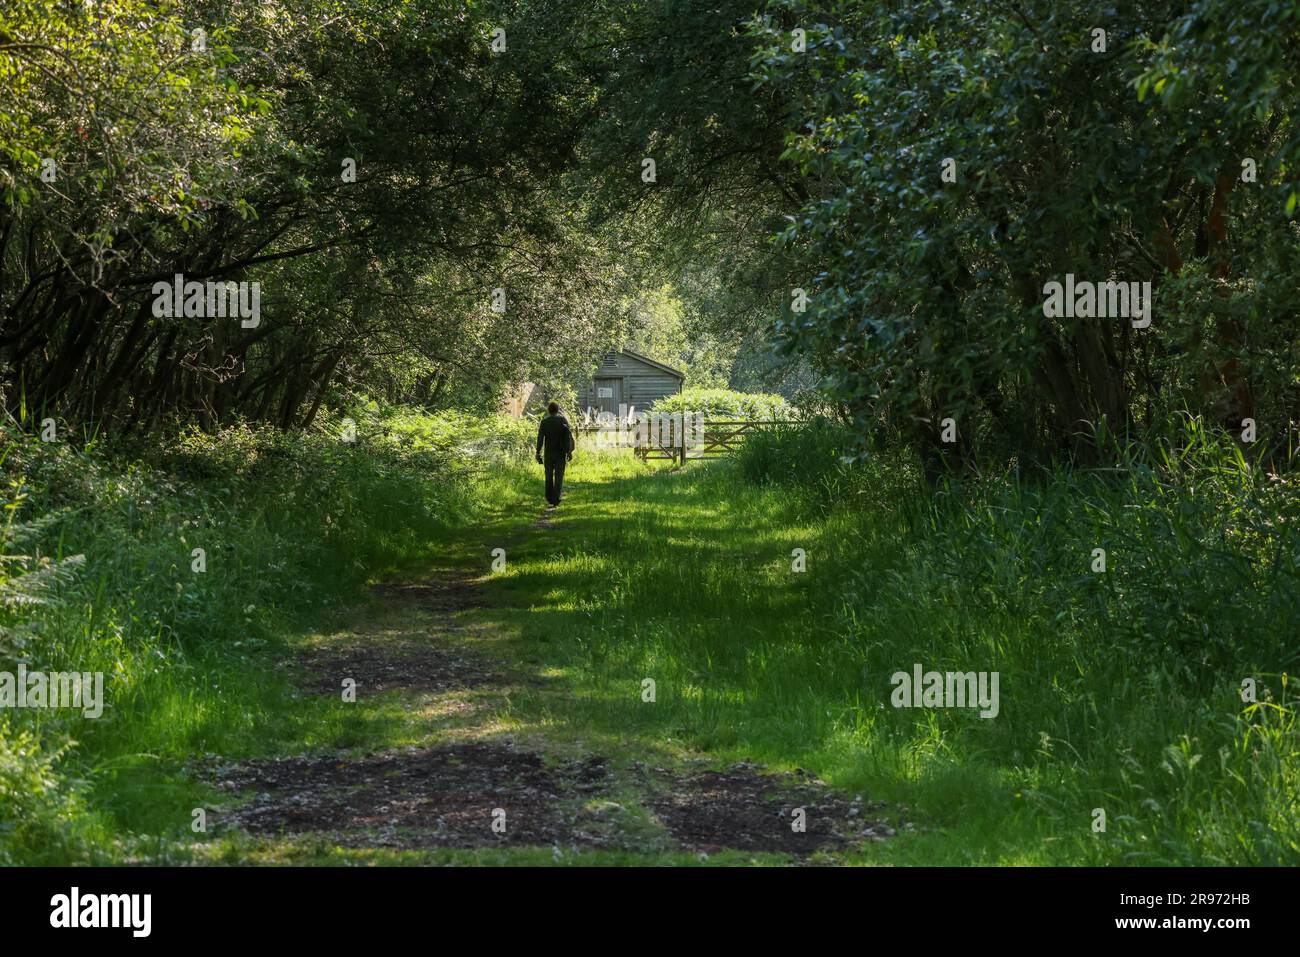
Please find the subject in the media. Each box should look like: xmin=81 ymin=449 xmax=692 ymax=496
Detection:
xmin=576 ymin=349 xmax=684 ymax=420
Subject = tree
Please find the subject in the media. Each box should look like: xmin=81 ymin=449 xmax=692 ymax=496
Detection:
xmin=750 ymin=0 xmax=1300 ymax=468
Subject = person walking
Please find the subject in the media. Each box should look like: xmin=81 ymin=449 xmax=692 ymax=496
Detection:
xmin=535 ymin=401 xmax=575 ymax=508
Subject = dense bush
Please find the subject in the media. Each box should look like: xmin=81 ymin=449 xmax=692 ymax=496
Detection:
xmin=652 ymin=387 xmax=791 ymax=421
xmin=750 ymin=1 xmax=1300 ymax=466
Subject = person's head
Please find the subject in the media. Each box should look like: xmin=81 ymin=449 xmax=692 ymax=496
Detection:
xmin=548 ymin=401 xmax=560 ymax=415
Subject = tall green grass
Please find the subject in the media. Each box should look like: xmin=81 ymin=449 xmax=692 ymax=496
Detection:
xmin=0 ymin=409 xmax=518 ymax=863
xmin=491 ymin=422 xmax=1299 ymax=864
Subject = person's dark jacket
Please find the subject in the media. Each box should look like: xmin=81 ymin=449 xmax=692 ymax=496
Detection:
xmin=536 ymin=413 xmax=575 ymax=463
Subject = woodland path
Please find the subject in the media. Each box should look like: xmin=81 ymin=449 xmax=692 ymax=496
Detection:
xmin=200 ymin=497 xmax=894 ymax=865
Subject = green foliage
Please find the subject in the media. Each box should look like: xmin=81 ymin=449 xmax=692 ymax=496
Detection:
xmin=2 ymin=406 xmax=1294 ymax=865
xmin=545 ymin=0 xmax=810 ymax=395
xmin=1 ymin=0 xmax=1294 ymax=870
xmin=619 ymin=284 xmax=736 ymax=389
xmin=0 ymin=723 xmax=89 ymax=865
xmin=748 ymin=0 xmax=1300 ymax=466
xmin=0 ymin=410 xmax=489 ymax=862
xmin=652 ymin=387 xmax=791 ymax=420
xmin=0 ymin=0 xmax=617 ymax=429
xmin=494 ymin=430 xmax=1298 ymax=864
xmin=733 ymin=417 xmax=870 ymax=514
xmin=725 ymin=421 xmax=1300 ymax=861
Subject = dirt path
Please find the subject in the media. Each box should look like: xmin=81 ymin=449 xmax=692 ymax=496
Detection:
xmin=200 ymin=520 xmax=893 ymax=863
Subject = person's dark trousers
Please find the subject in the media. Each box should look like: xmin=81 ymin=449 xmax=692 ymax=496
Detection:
xmin=544 ymin=458 xmax=567 ymax=505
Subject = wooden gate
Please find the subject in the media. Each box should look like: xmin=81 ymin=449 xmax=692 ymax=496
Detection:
xmin=574 ymin=417 xmax=796 ymax=465
xmin=633 ymin=418 xmax=793 ymax=464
